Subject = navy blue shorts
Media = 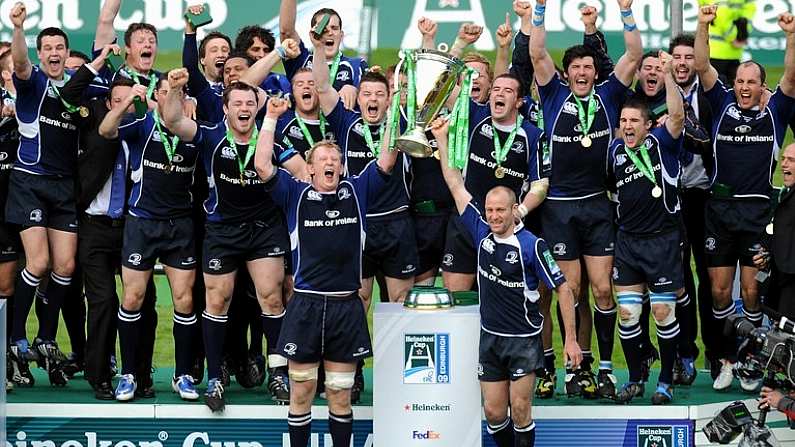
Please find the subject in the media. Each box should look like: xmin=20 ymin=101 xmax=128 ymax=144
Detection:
xmin=412 ymin=212 xmax=450 ymax=275
xmin=0 ymin=222 xmax=21 ymax=263
xmin=5 ymin=171 xmax=77 ymax=232
xmin=613 ymin=229 xmax=684 ymax=293
xmin=441 ymin=211 xmax=477 ymax=274
xmin=122 ymin=215 xmax=196 ymax=271
xmin=203 ymin=215 xmax=289 ymax=275
xmin=540 ymin=194 xmax=616 ymax=260
xmin=277 ymin=292 xmax=372 ymax=364
xmin=363 ymin=212 xmax=418 ymax=279
xmin=478 ymin=330 xmax=543 ymax=382
xmin=704 ymin=198 xmax=769 ymax=267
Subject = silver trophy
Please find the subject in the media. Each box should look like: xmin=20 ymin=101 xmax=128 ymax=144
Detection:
xmin=394 ymin=49 xmax=467 ymax=158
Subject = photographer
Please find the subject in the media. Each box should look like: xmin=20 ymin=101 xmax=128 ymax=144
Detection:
xmin=760 ymin=387 xmax=795 ymax=419
xmin=753 ymin=143 xmax=795 ymax=318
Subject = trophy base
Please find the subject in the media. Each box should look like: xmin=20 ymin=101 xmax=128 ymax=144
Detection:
xmin=396 ymin=129 xmax=433 ymax=158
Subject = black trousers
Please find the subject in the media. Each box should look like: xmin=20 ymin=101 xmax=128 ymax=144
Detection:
xmin=79 ymin=213 xmax=157 ymax=386
xmin=681 ymin=187 xmax=716 ymax=361
xmin=767 ymin=269 xmax=795 ymax=320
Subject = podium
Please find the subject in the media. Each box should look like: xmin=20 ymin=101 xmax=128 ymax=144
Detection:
xmin=373 ymin=303 xmax=482 ymax=446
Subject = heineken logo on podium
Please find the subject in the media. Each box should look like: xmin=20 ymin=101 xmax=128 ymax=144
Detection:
xmin=403 ymin=333 xmax=450 ymax=384
xmin=637 ymin=425 xmax=688 ymax=447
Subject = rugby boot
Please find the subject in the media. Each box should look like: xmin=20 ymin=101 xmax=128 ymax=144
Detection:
xmin=8 ymin=344 xmax=35 ymax=387
xmin=114 ymin=374 xmax=137 ymax=401
xmin=205 ymin=378 xmax=225 ymax=412
xmin=219 ymin=360 xmax=231 ymax=387
xmin=267 ymin=367 xmax=290 ymax=404
xmin=596 ymin=369 xmax=618 ymax=399
xmin=35 ymin=341 xmax=68 ymax=386
xmin=713 ymin=360 xmax=735 ymax=391
xmin=172 ymin=374 xmax=200 ymax=401
xmin=61 ymin=352 xmax=84 ymax=379
xmin=639 ymin=346 xmax=659 ymax=384
xmin=564 ymin=370 xmax=581 ymax=397
xmin=576 ymin=368 xmax=599 ymax=399
xmin=535 ymin=369 xmax=556 ymax=399
xmin=651 ymin=383 xmax=673 ymax=405
xmin=614 ymin=382 xmax=645 ymax=404
xmin=6 ymin=378 xmax=12 ymax=393
xmin=672 ymin=357 xmax=683 ymax=384
xmin=674 ymin=357 xmax=697 ymax=386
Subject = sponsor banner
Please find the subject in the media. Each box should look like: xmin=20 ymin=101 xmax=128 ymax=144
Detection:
xmin=9 ymin=0 xmax=788 ymax=65
xmin=4 ymin=417 xmax=693 ymax=447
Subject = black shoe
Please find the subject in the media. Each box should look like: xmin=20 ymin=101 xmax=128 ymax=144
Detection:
xmin=596 ymin=370 xmax=617 ymax=399
xmin=205 ymin=378 xmax=225 ymax=412
xmin=267 ymin=367 xmax=290 ymax=404
xmin=535 ymin=369 xmax=556 ymax=399
xmin=35 ymin=341 xmax=69 ymax=386
xmin=651 ymin=384 xmax=673 ymax=405
xmin=62 ymin=354 xmax=84 ymax=379
xmin=639 ymin=346 xmax=660 ymax=384
xmin=614 ymin=382 xmax=645 ymax=404
xmin=8 ymin=345 xmax=35 ymax=387
xmin=93 ymin=381 xmax=115 ymax=400
xmin=350 ymin=367 xmax=365 ymax=404
xmin=219 ymin=361 xmax=231 ymax=387
xmin=576 ymin=369 xmax=598 ymax=399
xmin=236 ymin=355 xmax=265 ymax=389
xmin=135 ymin=376 xmax=155 ymax=399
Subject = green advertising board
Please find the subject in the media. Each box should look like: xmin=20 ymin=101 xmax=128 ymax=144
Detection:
xmin=6 ymin=1 xmax=787 ymax=66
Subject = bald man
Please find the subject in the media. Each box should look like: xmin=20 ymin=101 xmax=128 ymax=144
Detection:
xmin=754 ymin=144 xmax=795 ymax=318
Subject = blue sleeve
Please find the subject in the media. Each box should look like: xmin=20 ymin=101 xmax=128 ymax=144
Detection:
xmin=13 ymin=68 xmax=46 ymax=124
xmin=768 ymin=88 xmax=795 ymax=146
xmin=118 ymin=114 xmax=147 ymax=143
xmin=88 ymin=39 xmax=116 ymax=94
xmin=596 ymin=74 xmax=632 ymax=123
xmin=538 ymin=74 xmax=567 ymax=136
xmin=351 ymin=160 xmax=389 ymax=210
xmin=468 ymin=100 xmax=491 ymax=134
xmin=525 ymin=124 xmax=543 ymax=182
xmin=528 ymin=238 xmax=567 ymax=289
xmin=510 ymin=32 xmax=533 ymax=95
xmin=519 ymin=96 xmax=536 ymax=122
xmin=182 ymin=33 xmax=213 ymax=100
xmin=458 ymin=201 xmax=490 ymax=246
xmin=702 ymin=80 xmax=734 ymax=130
xmin=354 ymin=57 xmax=368 ymax=87
xmin=195 ymin=86 xmax=224 ymax=123
xmin=325 ymin=99 xmax=358 ymax=138
xmin=267 ymin=168 xmax=303 ymax=209
xmin=284 ymin=40 xmax=311 ymax=81
xmin=652 ymin=126 xmax=683 ymax=174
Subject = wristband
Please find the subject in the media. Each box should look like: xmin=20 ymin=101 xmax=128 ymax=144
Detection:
xmin=532 ymin=5 xmax=546 ymax=27
xmin=262 ymin=117 xmax=277 ymax=133
xmin=517 ymin=203 xmax=529 ymax=218
xmin=276 ymin=46 xmax=287 ymax=60
xmin=621 ymin=8 xmax=636 ymax=32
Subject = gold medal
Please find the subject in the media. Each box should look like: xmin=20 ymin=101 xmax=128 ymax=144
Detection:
xmin=581 ymin=136 xmax=592 ymax=148
xmin=433 ymin=150 xmax=440 ymax=160
xmin=240 ymin=172 xmax=246 ymax=187
xmin=495 ymin=166 xmax=505 ymax=179
xmin=79 ymin=106 xmax=89 ymax=118
xmin=163 ymin=163 xmax=172 ymax=174
xmin=766 ymin=223 xmax=774 ymax=235
xmin=652 ymin=185 xmax=662 ymax=198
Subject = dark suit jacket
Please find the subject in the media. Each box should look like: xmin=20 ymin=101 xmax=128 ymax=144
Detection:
xmin=773 ymin=187 xmax=795 ymax=274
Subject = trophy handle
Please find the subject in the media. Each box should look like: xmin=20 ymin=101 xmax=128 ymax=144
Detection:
xmin=394 ymin=50 xmax=409 ymax=94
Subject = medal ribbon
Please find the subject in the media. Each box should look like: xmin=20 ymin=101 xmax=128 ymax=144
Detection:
xmin=448 ymin=67 xmax=476 ymax=169
xmin=295 ymin=114 xmax=325 ymax=147
xmin=624 ymin=142 xmax=657 ymax=187
xmin=153 ymin=111 xmax=180 ymax=164
xmin=492 ymin=115 xmax=523 ymax=166
xmin=572 ymin=89 xmax=597 ymax=142
xmin=328 ymin=51 xmax=342 ymax=86
xmin=362 ymin=122 xmax=385 ymax=158
xmin=49 ymin=73 xmax=79 ymax=113
xmin=225 ymin=127 xmax=259 ymax=178
xmin=127 ymin=68 xmax=158 ymax=100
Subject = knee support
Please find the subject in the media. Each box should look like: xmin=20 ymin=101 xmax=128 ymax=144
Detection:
xmin=650 ymin=293 xmax=677 ymax=326
xmin=324 ymin=370 xmax=356 ymax=390
xmin=288 ymin=367 xmax=318 ymax=382
xmin=617 ymin=291 xmax=643 ymax=326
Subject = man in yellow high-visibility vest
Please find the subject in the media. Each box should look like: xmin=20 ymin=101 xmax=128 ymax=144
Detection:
xmin=698 ymin=0 xmax=757 ymax=84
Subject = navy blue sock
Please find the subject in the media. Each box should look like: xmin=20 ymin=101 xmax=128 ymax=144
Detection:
xmin=38 ymin=273 xmax=71 ymax=341
xmin=487 ymin=418 xmax=514 ymax=447
xmin=619 ymin=321 xmax=644 ymax=383
xmin=656 ymin=319 xmax=681 ymax=385
xmin=640 ymin=293 xmax=652 ymax=356
xmin=543 ymin=348 xmax=555 ymax=373
xmin=202 ymin=311 xmax=228 ymax=380
xmin=117 ymin=306 xmax=141 ymax=376
xmin=593 ymin=304 xmax=617 ymax=371
xmin=514 ymin=421 xmax=536 ymax=447
xmin=173 ymin=311 xmax=197 ymax=376
xmin=329 ymin=411 xmax=353 ymax=447
xmin=261 ymin=310 xmax=284 ymax=357
xmin=11 ymin=269 xmax=41 ymax=343
xmin=676 ymin=293 xmax=695 ymax=358
xmin=288 ymin=412 xmax=312 ymax=447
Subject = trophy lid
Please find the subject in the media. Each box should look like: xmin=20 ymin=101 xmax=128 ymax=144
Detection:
xmin=403 ymin=286 xmax=453 ymax=310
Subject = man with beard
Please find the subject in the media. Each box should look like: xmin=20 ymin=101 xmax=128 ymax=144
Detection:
xmin=5 ymin=3 xmax=80 ymax=386
xmin=695 ymin=6 xmax=795 ymax=391
xmin=234 ymin=25 xmax=292 ymax=98
xmin=530 ymin=0 xmax=642 ymax=399
xmin=163 ymin=69 xmax=306 ymax=411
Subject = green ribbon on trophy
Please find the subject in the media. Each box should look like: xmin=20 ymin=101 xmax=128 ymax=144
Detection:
xmin=573 ymin=89 xmax=597 ymax=148
xmin=624 ymin=142 xmax=662 ymax=198
xmin=405 ymin=51 xmax=417 ymax=132
xmin=447 ymin=67 xmax=476 ymax=169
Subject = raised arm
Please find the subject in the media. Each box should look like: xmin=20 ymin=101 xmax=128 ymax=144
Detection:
xmin=95 ymin=0 xmax=121 ymax=50
xmin=239 ymin=39 xmax=300 ymax=88
xmin=612 ymin=0 xmax=643 ymax=86
xmin=778 ymin=13 xmax=795 ymax=97
xmin=582 ymin=6 xmax=616 ymax=81
xmin=311 ymin=35 xmax=340 ymax=116
xmin=430 ymin=118 xmax=471 ymax=214
xmin=376 ymin=119 xmax=399 ymax=174
xmin=61 ymin=44 xmax=120 ymax=106
xmin=162 ymin=68 xmax=198 ymax=141
xmin=510 ymin=0 xmax=534 ymax=93
xmin=450 ymin=23 xmax=483 ymax=59
xmin=279 ymin=0 xmax=300 ymax=42
xmin=494 ymin=13 xmax=513 ymax=78
xmin=98 ymin=83 xmax=147 ymax=139
xmin=660 ymin=51 xmax=684 ymax=139
xmin=529 ymin=0 xmax=556 ymax=86
xmin=10 ymin=3 xmax=31 ymax=80
xmin=695 ymin=4 xmax=719 ymax=91
xmin=418 ymin=17 xmax=438 ymax=50
xmin=255 ymin=97 xmax=291 ymax=181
